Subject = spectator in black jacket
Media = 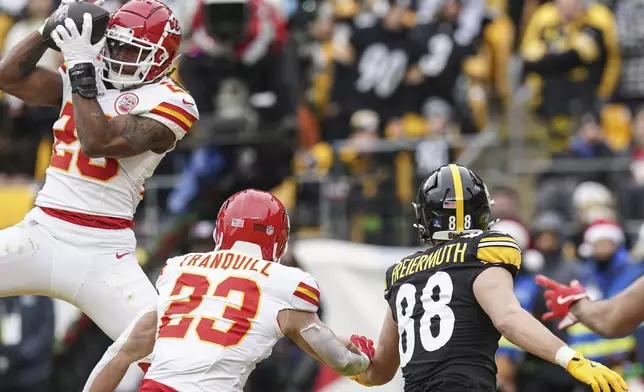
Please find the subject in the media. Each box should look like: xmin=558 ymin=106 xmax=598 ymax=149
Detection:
xmin=0 ymin=296 xmax=54 ymax=392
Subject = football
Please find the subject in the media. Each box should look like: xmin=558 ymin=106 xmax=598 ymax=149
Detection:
xmin=41 ymin=2 xmax=110 ymax=52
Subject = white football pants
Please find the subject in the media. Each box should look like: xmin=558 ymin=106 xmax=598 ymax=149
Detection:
xmin=0 ymin=207 xmax=157 ymax=340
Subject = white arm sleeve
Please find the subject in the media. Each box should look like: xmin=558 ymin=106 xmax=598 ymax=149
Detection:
xmin=300 ymin=323 xmax=370 ymax=376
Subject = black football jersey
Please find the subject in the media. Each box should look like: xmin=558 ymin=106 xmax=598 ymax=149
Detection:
xmin=405 ymin=20 xmax=478 ymax=113
xmin=384 ymin=230 xmax=522 ymax=391
xmin=331 ymin=22 xmax=412 ymax=125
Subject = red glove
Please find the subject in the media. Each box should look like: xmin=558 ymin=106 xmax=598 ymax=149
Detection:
xmin=350 ymin=334 xmax=375 ymax=361
xmin=535 ymin=274 xmax=589 ymax=330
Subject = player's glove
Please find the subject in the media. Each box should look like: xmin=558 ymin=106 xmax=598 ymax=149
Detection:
xmin=50 ymin=13 xmax=106 ymax=68
xmin=535 ymin=274 xmax=588 ymax=330
xmin=563 ymin=351 xmax=628 ymax=392
xmin=349 ymin=334 xmax=375 ymax=361
xmin=348 ymin=334 xmax=375 ymax=387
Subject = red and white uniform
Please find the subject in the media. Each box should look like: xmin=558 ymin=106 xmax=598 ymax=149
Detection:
xmin=37 ymin=65 xmax=197 ymax=221
xmin=0 ymin=66 xmax=198 ymax=340
xmin=140 ymin=245 xmax=320 ymax=392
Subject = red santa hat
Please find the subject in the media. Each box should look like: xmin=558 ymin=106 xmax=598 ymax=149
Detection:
xmin=583 ymin=219 xmax=625 ymax=246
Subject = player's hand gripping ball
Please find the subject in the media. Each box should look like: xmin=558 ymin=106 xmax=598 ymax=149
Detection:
xmin=40 ymin=1 xmax=109 ymax=52
xmin=349 ymin=334 xmax=376 ymax=387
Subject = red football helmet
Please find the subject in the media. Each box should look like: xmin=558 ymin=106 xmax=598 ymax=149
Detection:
xmin=214 ymin=189 xmax=290 ymax=262
xmin=101 ymin=0 xmax=182 ymax=89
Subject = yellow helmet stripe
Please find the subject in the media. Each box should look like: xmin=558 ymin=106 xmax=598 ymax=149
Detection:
xmin=448 ymin=164 xmax=464 ymax=230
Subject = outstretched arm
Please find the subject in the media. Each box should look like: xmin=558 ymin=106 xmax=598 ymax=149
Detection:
xmin=0 ymin=32 xmax=62 ymax=107
xmin=475 ymin=267 xmax=566 ymax=362
xmin=474 ymin=267 xmax=627 ymax=392
xmin=277 ymin=308 xmax=371 ymax=376
xmin=571 ymin=276 xmax=644 ymax=338
xmin=351 ymin=307 xmax=400 ymax=386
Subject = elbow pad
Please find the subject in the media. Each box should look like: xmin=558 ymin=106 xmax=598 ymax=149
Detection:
xmin=300 ymin=323 xmax=370 ymax=376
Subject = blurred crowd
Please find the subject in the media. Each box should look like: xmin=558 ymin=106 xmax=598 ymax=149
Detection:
xmin=1 ymin=0 xmax=644 ymax=391
xmin=489 ymin=182 xmax=644 ymax=392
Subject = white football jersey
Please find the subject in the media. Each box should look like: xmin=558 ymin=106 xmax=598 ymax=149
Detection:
xmin=35 ymin=64 xmax=199 ymax=219
xmin=147 ymin=245 xmax=320 ymax=392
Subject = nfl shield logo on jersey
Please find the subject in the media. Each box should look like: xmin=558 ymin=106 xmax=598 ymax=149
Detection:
xmin=266 ymin=225 xmax=274 ymax=235
xmin=114 ymin=93 xmax=140 ymax=115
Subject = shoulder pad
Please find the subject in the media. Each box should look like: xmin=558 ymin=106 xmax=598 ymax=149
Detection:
xmin=290 ymin=273 xmax=320 ymax=313
xmin=137 ymin=79 xmax=200 ymax=142
xmin=476 ymin=231 xmax=522 ymax=274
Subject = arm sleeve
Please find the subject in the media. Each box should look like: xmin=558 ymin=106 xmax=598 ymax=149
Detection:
xmin=290 ymin=274 xmax=321 ymax=313
xmin=138 ymin=81 xmax=200 ymax=143
xmin=476 ymin=231 xmax=522 ymax=277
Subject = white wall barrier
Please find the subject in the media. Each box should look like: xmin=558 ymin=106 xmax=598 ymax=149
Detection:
xmin=294 ymin=239 xmax=423 ymax=392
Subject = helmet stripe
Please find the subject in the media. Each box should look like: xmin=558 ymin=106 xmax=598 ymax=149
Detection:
xmin=448 ymin=164 xmax=464 ymax=230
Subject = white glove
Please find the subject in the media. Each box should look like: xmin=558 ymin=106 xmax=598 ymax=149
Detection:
xmin=51 ymin=14 xmax=106 ymax=68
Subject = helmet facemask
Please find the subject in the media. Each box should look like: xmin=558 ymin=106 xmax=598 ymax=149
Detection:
xmin=100 ymin=25 xmax=170 ymax=90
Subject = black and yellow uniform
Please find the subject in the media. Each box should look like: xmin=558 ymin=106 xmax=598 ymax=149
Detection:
xmin=521 ymin=2 xmax=620 ymax=152
xmin=384 ymin=164 xmax=517 ymax=391
xmin=331 ymin=20 xmax=412 ymax=135
xmin=405 ymin=19 xmax=477 ymax=116
xmin=384 ymin=230 xmax=521 ymax=391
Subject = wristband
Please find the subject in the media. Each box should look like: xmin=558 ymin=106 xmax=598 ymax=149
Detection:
xmin=555 ymin=345 xmax=577 ymax=368
xmin=69 ymin=63 xmax=98 ymax=99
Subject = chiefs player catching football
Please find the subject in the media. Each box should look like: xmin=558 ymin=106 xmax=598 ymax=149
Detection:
xmin=0 ymin=0 xmax=198 ymax=354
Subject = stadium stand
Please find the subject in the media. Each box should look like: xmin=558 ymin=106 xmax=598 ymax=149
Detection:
xmin=1 ymin=0 xmax=644 ymax=391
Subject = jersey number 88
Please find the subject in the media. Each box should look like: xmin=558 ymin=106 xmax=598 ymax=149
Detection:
xmin=395 ymin=271 xmax=454 ymax=367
